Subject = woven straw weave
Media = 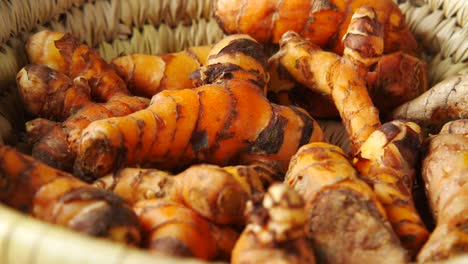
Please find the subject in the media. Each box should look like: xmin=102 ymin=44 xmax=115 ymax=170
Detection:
xmin=0 ymin=0 xmax=223 ymax=83
xmin=0 ymin=0 xmax=466 ymax=263
xmin=397 ymin=0 xmax=467 ymax=85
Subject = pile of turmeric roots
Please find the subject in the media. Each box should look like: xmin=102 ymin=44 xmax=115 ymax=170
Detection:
xmin=1 ymin=0 xmax=467 ymax=263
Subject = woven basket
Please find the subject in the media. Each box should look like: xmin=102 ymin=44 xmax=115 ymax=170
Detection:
xmin=0 ymin=0 xmax=466 ymax=263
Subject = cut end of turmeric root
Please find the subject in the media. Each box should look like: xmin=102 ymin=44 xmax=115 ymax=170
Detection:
xmin=16 ymin=64 xmax=92 ymax=120
xmin=26 ymin=30 xmax=66 ymax=71
xmin=308 ymin=179 xmax=409 ymax=264
xmin=231 ymin=183 xmax=317 ymax=264
xmin=286 ymin=142 xmax=409 ymax=263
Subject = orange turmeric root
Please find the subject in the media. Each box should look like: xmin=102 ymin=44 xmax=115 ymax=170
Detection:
xmin=285 ymin=142 xmax=408 ymax=263
xmin=272 ymin=30 xmax=380 ymax=154
xmin=365 ymin=52 xmax=428 ymax=114
xmin=342 ymin=7 xmax=427 ymax=113
xmin=190 ymin=34 xmax=269 ymax=95
xmin=111 ymin=45 xmax=212 ymax=97
xmin=75 ymin=77 xmax=322 ymax=180
xmin=16 ymin=65 xmax=149 ymax=173
xmin=353 ymin=120 xmax=430 ymax=257
xmin=16 ymin=65 xmax=91 ymax=121
xmin=26 ymin=30 xmax=130 ymax=101
xmin=26 ymin=94 xmax=148 ymax=174
xmin=0 ymin=145 xmax=141 ymax=246
xmin=94 ymin=161 xmax=282 ymax=225
xmin=214 ymin=0 xmax=420 ymax=56
xmin=133 ymin=199 xmax=239 ymax=261
xmin=417 ymin=119 xmax=468 ymax=262
xmin=74 ymin=34 xmax=323 ymax=180
xmin=231 ymin=183 xmax=317 ymax=264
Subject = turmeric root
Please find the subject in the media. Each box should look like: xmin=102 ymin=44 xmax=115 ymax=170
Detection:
xmin=74 ymin=34 xmax=323 ymax=180
xmin=17 ymin=59 xmax=149 ymax=173
xmin=0 ymin=145 xmax=141 ymax=246
xmin=231 ymin=183 xmax=316 ymax=264
xmin=16 ymin=65 xmax=91 ymax=121
xmin=133 ymin=199 xmax=239 ymax=261
xmin=94 ymin=161 xmax=281 ymax=225
xmin=27 ymin=94 xmax=149 ymax=173
xmin=75 ymin=77 xmax=322 ymax=180
xmin=214 ymin=0 xmax=420 ymax=56
xmin=365 ymin=52 xmax=428 ymax=114
xmin=342 ymin=7 xmax=427 ymax=112
xmin=285 ymin=142 xmax=408 ymax=263
xmin=191 ymin=34 xmax=269 ymax=94
xmin=391 ymin=74 xmax=468 ymax=134
xmin=272 ymin=30 xmax=380 ymax=154
xmin=417 ymin=120 xmax=468 ymax=262
xmin=353 ymin=120 xmax=430 ymax=256
xmin=341 ymin=5 xmax=384 ymax=67
xmin=26 ymin=30 xmax=130 ymax=102
xmin=111 ymin=45 xmax=212 ymax=97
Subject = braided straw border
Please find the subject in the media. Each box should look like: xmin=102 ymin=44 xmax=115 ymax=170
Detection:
xmin=0 ymin=0 xmax=86 ymax=45
xmin=0 ymin=0 xmax=214 ymax=47
xmin=396 ymin=0 xmax=467 ymax=85
xmin=0 ymin=0 xmax=221 ymax=85
xmin=98 ymin=19 xmax=224 ymax=61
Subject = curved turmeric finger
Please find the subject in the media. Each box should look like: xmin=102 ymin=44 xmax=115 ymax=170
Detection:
xmin=111 ymin=45 xmax=212 ymax=97
xmin=0 ymin=145 xmax=141 ymax=246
